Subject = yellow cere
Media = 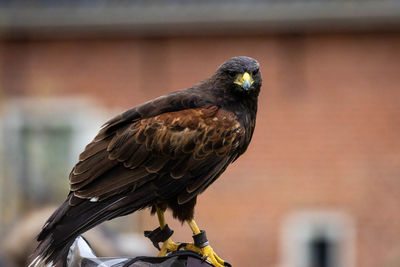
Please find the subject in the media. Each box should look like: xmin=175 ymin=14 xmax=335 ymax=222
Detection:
xmin=234 ymin=72 xmax=254 ymax=88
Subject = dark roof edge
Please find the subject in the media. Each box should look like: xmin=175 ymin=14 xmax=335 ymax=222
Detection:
xmin=1 ymin=2 xmax=400 ymax=38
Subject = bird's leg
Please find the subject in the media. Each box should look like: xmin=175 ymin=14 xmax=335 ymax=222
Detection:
xmin=184 ymin=219 xmax=226 ymax=267
xmin=155 ymin=207 xmax=179 ymax=257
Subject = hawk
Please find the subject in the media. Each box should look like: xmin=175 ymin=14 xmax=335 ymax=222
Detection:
xmin=30 ymin=56 xmax=262 ymax=267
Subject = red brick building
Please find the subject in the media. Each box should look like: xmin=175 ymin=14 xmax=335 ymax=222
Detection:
xmin=1 ymin=2 xmax=400 ymax=267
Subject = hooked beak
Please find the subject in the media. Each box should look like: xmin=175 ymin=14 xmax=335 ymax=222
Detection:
xmin=234 ymin=72 xmax=254 ymax=90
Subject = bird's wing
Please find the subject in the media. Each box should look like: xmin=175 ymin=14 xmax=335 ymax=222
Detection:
xmin=68 ymin=106 xmax=245 ymax=205
xmin=95 ymin=89 xmax=206 ymax=140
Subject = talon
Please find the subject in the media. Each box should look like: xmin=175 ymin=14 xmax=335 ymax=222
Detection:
xmin=158 ymin=238 xmax=179 ymax=257
xmin=177 ymin=242 xmax=187 ymax=251
xmin=201 ymin=245 xmax=225 ymax=267
xmin=184 ymin=243 xmax=226 ymax=267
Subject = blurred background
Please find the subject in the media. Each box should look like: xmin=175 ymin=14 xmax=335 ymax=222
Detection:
xmin=0 ymin=1 xmax=400 ymax=266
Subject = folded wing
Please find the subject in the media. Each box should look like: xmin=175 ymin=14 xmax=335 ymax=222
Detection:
xmin=69 ymin=106 xmax=245 ymax=205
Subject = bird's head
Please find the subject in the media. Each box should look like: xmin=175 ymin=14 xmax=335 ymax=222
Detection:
xmin=215 ymin=56 xmax=262 ymax=97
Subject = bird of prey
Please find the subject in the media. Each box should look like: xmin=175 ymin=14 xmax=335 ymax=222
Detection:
xmin=30 ymin=56 xmax=262 ymax=267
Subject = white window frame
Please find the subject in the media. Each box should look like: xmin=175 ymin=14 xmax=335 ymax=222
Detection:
xmin=0 ymin=97 xmax=108 ymax=233
xmin=280 ymin=210 xmax=356 ymax=267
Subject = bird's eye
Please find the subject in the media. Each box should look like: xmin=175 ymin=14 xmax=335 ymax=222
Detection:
xmin=252 ymin=69 xmax=259 ymax=76
xmin=227 ymin=71 xmax=236 ymax=78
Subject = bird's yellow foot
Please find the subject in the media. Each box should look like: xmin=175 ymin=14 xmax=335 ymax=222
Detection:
xmin=184 ymin=243 xmax=226 ymax=267
xmin=158 ymin=238 xmax=180 ymax=257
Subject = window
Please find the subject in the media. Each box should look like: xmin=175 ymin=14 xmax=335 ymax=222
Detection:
xmin=0 ymin=98 xmax=107 ymax=233
xmin=280 ymin=211 xmax=355 ymax=267
xmin=309 ymin=234 xmax=332 ymax=267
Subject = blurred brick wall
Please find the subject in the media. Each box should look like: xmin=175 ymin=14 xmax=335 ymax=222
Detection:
xmin=1 ymin=32 xmax=400 ymax=267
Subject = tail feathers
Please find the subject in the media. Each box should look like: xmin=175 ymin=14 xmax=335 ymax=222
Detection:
xmin=30 ymin=189 xmax=155 ymax=267
xmin=30 ymin=196 xmax=125 ymax=266
xmin=29 ymin=236 xmax=68 ymax=267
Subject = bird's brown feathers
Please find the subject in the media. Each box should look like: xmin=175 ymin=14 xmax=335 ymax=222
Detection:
xmin=69 ymin=106 xmax=244 ymax=205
